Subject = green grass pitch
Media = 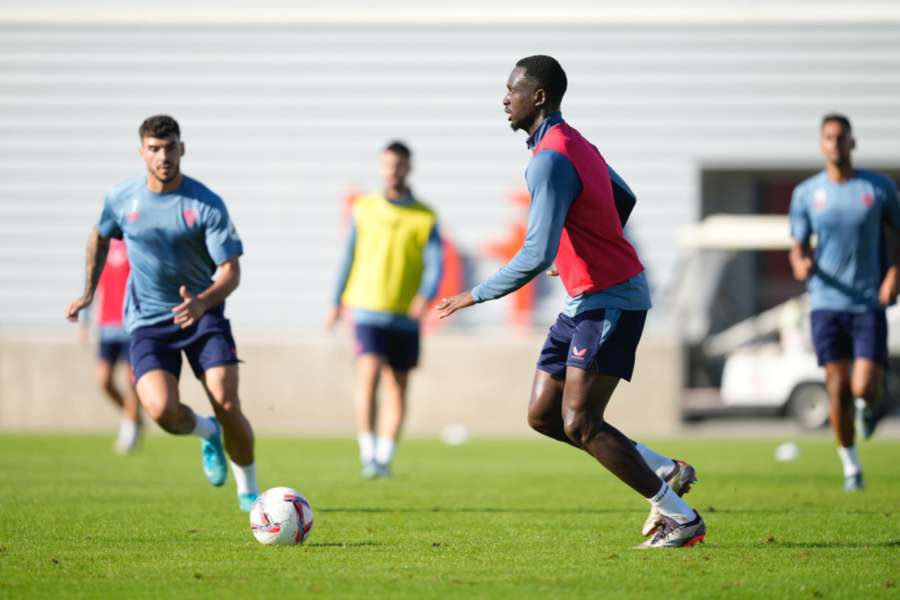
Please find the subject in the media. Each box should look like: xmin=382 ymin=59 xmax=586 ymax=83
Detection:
xmin=0 ymin=434 xmax=898 ymax=598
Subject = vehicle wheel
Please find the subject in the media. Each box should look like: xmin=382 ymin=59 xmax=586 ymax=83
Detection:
xmin=788 ymin=383 xmax=830 ymax=430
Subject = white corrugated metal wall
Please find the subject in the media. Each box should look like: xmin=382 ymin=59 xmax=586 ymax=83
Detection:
xmin=2 ymin=23 xmax=899 ymax=331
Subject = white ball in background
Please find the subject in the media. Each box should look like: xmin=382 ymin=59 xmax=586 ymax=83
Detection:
xmin=774 ymin=441 xmax=800 ymax=462
xmin=440 ymin=424 xmax=471 ymax=446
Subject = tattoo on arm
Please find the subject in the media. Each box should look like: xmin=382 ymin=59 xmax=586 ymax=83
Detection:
xmin=83 ymin=226 xmax=110 ymax=301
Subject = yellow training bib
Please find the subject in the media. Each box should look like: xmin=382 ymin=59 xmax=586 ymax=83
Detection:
xmin=342 ymin=194 xmax=437 ymax=314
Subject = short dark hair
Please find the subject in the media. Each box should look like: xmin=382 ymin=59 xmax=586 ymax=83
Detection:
xmin=821 ymin=112 xmax=852 ymax=132
xmin=384 ymin=140 xmax=412 ymax=160
xmin=139 ymin=115 xmax=181 ymax=140
xmin=515 ymin=55 xmax=568 ymax=108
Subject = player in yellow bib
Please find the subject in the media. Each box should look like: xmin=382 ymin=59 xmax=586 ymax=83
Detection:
xmin=327 ymin=141 xmax=443 ymax=478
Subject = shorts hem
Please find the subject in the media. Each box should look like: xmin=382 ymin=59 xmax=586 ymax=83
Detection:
xmin=133 ymin=364 xmax=181 ymax=384
xmin=564 ymin=360 xmax=633 ymax=382
xmin=536 ymin=364 xmax=566 ymax=381
xmin=191 ymin=358 xmax=240 ymax=379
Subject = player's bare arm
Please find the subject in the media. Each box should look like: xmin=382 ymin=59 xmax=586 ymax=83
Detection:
xmin=879 ymin=265 xmax=898 ymax=306
xmin=789 ymin=241 xmax=814 ymax=282
xmin=324 ymin=304 xmax=343 ymax=330
xmin=66 ymin=226 xmax=111 ymax=321
xmin=172 ymin=257 xmax=240 ymax=329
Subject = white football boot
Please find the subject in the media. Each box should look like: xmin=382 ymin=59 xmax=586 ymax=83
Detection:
xmin=642 ymin=459 xmax=698 ymax=537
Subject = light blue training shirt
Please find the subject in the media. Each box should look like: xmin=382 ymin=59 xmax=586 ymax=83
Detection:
xmin=96 ymin=175 xmax=244 ymax=332
xmin=790 ymin=169 xmax=900 ymax=312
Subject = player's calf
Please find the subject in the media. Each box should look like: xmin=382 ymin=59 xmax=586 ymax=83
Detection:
xmin=527 ymin=370 xmax=577 ymax=446
xmin=202 ymin=368 xmax=259 ymax=505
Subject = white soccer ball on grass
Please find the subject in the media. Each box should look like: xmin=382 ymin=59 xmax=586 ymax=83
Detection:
xmin=249 ymin=487 xmax=314 ymax=545
xmin=774 ymin=441 xmax=800 ymax=462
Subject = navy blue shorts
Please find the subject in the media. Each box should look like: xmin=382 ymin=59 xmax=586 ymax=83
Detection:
xmin=537 ymin=309 xmax=647 ymax=381
xmin=354 ymin=324 xmax=419 ymax=371
xmin=129 ymin=304 xmax=239 ymax=383
xmin=810 ymin=309 xmax=887 ymax=367
xmin=98 ymin=340 xmax=129 ymax=364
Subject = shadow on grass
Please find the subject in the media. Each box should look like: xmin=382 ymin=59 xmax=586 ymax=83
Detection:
xmin=721 ymin=540 xmax=900 ymax=549
xmin=321 ymin=507 xmax=643 ymax=515
xmin=701 ymin=508 xmax=894 ymax=515
xmin=306 ymin=542 xmax=382 ymax=548
xmin=321 ymin=507 xmax=895 ymax=516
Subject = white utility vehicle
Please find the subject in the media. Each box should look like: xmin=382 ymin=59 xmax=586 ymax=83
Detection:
xmin=673 ymin=215 xmax=900 ymax=429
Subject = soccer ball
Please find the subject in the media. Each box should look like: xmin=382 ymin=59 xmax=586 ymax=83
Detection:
xmin=249 ymin=487 xmax=314 ymax=545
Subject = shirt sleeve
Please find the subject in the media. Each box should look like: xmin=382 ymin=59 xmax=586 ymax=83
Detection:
xmin=472 ymin=149 xmax=581 ymax=302
xmin=203 ymin=200 xmax=244 ymax=265
xmin=96 ymin=194 xmax=123 ymax=239
xmin=607 ymin=164 xmax=637 ymax=226
xmin=880 ymin=176 xmax=900 ymax=230
xmin=332 ymin=223 xmax=357 ymax=305
xmin=789 ymin=185 xmax=811 ymax=244
xmin=417 ymin=223 xmax=444 ymax=301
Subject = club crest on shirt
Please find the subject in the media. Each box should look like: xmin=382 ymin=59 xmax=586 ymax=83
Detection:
xmin=813 ymin=189 xmax=827 ymax=210
xmin=183 ymin=208 xmax=199 ymax=227
xmin=127 ymin=197 xmax=140 ymax=222
xmin=862 ymin=192 xmax=874 ymax=207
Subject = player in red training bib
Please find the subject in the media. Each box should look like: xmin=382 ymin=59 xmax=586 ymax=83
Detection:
xmin=437 ymin=56 xmax=705 ymax=548
xmin=81 ymin=238 xmax=142 ymax=454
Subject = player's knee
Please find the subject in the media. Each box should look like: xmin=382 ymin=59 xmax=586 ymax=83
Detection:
xmin=562 ymin=411 xmax=587 ymax=445
xmin=356 ymin=354 xmax=381 ymax=380
xmin=825 ymin=376 xmax=850 ymax=399
xmin=210 ymin=392 xmax=240 ymax=416
xmin=564 ymin=411 xmax=611 ymax=447
xmin=527 ymin=404 xmax=554 ymax=434
xmin=850 ymin=379 xmax=877 ymax=400
xmin=100 ymin=379 xmax=118 ymax=396
xmin=527 ymin=412 xmax=549 ymax=435
xmin=96 ymin=368 xmax=113 ymax=389
xmin=148 ymin=402 xmax=180 ymax=432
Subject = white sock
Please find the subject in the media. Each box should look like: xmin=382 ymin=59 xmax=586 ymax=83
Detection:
xmin=648 ymin=481 xmax=696 ymax=524
xmin=230 ymin=461 xmax=259 ymax=496
xmin=837 ymin=446 xmax=861 ymax=477
xmin=118 ymin=418 xmax=138 ymax=441
xmin=633 ymin=441 xmax=677 ymax=479
xmin=191 ymin=414 xmax=217 ymax=439
xmin=358 ymin=432 xmax=375 ymax=465
xmin=374 ymin=436 xmax=396 ymax=466
xmin=115 ymin=419 xmax=140 ymax=453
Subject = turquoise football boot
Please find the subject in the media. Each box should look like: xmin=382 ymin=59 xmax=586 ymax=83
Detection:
xmin=238 ymin=492 xmax=260 ymax=512
xmin=201 ymin=417 xmax=227 ymax=487
xmin=854 ymin=399 xmax=878 ymax=441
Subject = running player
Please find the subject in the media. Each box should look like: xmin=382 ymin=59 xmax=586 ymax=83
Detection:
xmin=82 ymin=238 xmax=142 ymax=454
xmin=327 ymin=141 xmax=443 ymax=478
xmin=66 ymin=115 xmax=260 ymax=511
xmin=436 ymin=56 xmax=704 ymax=548
xmin=788 ymin=113 xmax=900 ymax=492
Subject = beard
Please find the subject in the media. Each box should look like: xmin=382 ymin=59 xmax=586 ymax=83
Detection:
xmin=152 ymin=165 xmax=180 ymax=184
xmin=510 ymin=113 xmax=536 ymax=132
